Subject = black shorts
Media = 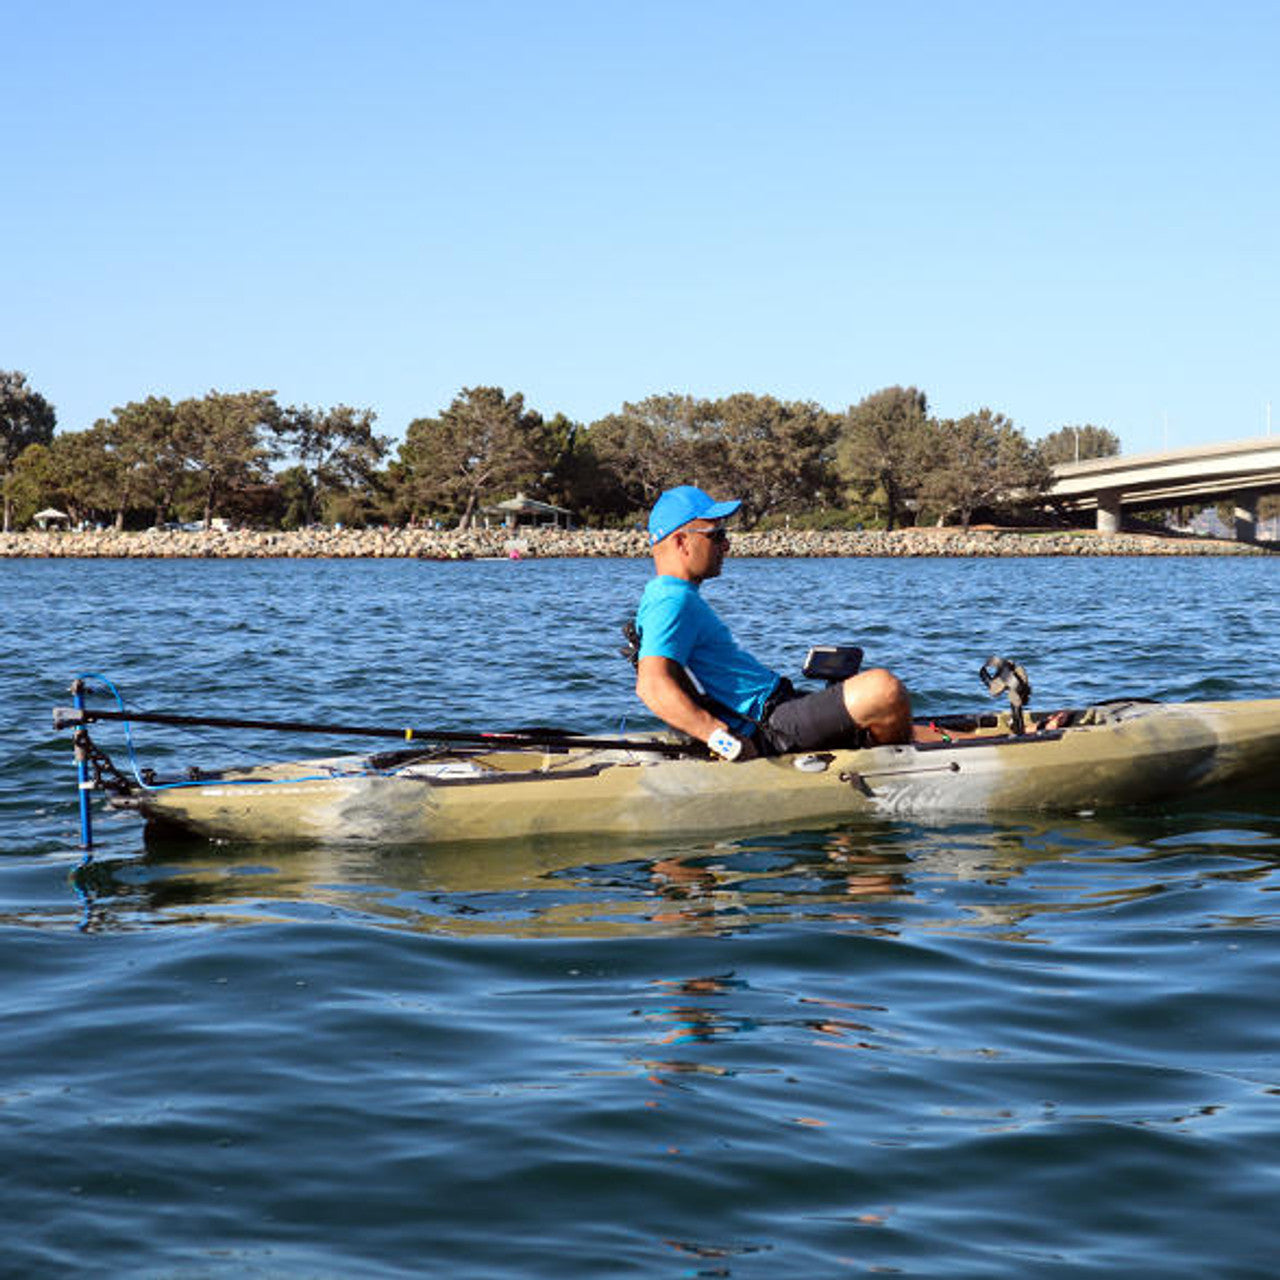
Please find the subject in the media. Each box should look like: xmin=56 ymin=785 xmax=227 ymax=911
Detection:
xmin=754 ymin=680 xmax=862 ymax=755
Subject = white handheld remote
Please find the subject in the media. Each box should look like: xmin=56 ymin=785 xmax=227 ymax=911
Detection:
xmin=707 ymin=728 xmax=742 ymax=761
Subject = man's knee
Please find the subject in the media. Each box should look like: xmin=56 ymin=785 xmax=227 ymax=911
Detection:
xmin=843 ymin=667 xmax=907 ymax=713
xmin=842 ymin=668 xmax=912 ymax=742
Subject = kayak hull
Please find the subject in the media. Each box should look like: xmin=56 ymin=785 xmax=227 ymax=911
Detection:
xmin=114 ymin=699 xmax=1280 ymax=846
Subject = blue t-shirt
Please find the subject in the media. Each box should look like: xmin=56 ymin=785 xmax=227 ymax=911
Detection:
xmin=635 ymin=575 xmax=781 ymax=734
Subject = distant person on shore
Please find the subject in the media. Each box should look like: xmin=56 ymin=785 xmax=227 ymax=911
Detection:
xmin=633 ymin=486 xmax=912 ymax=760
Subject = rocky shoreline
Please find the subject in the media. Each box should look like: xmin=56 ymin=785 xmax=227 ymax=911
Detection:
xmin=0 ymin=526 xmax=1271 ymax=559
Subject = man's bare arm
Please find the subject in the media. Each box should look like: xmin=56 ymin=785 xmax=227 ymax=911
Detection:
xmin=635 ymin=656 xmax=727 ymax=745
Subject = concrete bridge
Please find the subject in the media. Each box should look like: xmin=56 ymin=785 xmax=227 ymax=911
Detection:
xmin=1047 ymin=436 xmax=1280 ymax=539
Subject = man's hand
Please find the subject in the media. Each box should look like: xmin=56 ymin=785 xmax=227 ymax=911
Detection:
xmin=708 ymin=728 xmax=759 ymax=761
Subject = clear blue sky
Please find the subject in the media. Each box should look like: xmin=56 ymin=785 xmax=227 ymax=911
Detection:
xmin=5 ymin=0 xmax=1277 ymax=454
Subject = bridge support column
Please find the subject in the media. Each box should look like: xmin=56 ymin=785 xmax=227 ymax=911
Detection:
xmin=1095 ymin=490 xmax=1122 ymax=534
xmin=1233 ymin=493 xmax=1258 ymax=542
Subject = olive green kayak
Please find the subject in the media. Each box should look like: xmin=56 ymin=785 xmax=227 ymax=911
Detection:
xmin=107 ymin=698 xmax=1280 ymax=845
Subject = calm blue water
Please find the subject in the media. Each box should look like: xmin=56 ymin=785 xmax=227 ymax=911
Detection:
xmin=2 ymin=555 xmax=1278 ymax=1277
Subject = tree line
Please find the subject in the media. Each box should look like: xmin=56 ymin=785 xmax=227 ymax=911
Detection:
xmin=2 ymin=369 xmax=1125 ymax=533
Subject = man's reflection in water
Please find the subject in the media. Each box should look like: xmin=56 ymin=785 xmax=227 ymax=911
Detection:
xmin=648 ymin=974 xmax=750 ymax=1045
xmin=638 ymin=974 xmax=747 ymax=1087
xmin=647 ymin=857 xmax=727 ymax=931
xmin=822 ymin=831 xmax=911 ymax=901
xmin=647 ymin=836 xmax=910 ymax=934
xmin=636 ymin=970 xmax=893 ymax=1097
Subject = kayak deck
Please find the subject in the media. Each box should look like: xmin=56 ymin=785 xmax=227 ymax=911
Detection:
xmin=106 ymin=698 xmax=1280 ymax=846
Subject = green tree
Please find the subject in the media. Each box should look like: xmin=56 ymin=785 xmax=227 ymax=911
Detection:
xmin=105 ymin=396 xmax=186 ymax=527
xmin=5 ymin=442 xmax=59 ymax=526
xmin=576 ymin=392 xmax=840 ymax=526
xmin=1036 ymin=424 xmax=1121 ymax=466
xmin=538 ymin=413 xmax=610 ymax=522
xmin=835 ymin=386 xmax=931 ymax=530
xmin=699 ymin=393 xmax=838 ymax=525
xmin=919 ymin=409 xmax=1050 ymax=529
xmin=277 ymin=403 xmax=389 ymax=524
xmin=176 ymin=390 xmax=281 ymax=528
xmin=275 ymin=465 xmax=316 ymax=529
xmin=85 ymin=398 xmax=183 ymax=529
xmin=398 ymin=387 xmax=551 ymax=528
xmin=1 ymin=371 xmax=57 ymax=531
xmin=9 ymin=430 xmax=113 ymax=526
xmin=584 ymin=394 xmax=710 ymax=519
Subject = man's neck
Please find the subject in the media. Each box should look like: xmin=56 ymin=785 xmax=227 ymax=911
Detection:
xmin=655 ymin=547 xmax=696 ymax=583
xmin=653 ymin=556 xmax=701 ymax=586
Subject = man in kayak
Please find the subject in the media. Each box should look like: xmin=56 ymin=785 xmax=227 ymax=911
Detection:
xmin=634 ymin=485 xmax=912 ymax=760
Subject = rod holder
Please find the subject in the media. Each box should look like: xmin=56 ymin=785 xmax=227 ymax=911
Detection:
xmin=71 ymin=680 xmax=93 ymax=850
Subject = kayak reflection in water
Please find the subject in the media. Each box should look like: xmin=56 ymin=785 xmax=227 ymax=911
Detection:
xmin=633 ymin=485 xmax=913 ymax=761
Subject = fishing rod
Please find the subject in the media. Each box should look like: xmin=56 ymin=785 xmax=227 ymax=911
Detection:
xmin=53 ymin=703 xmax=700 ymax=758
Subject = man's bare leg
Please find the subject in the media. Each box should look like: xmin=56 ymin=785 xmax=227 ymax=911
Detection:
xmin=841 ymin=668 xmax=912 ymax=745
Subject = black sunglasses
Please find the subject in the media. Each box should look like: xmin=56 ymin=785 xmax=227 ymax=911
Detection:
xmin=686 ymin=526 xmax=729 ymax=543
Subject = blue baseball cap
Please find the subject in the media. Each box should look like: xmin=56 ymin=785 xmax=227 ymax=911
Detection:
xmin=648 ymin=485 xmax=741 ymax=545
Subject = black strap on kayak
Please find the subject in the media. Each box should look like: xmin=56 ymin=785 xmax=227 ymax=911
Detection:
xmin=52 ymin=704 xmax=701 ymax=758
xmin=979 ymin=656 xmax=1031 ymax=735
xmin=619 ymin=619 xmax=642 ymax=667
